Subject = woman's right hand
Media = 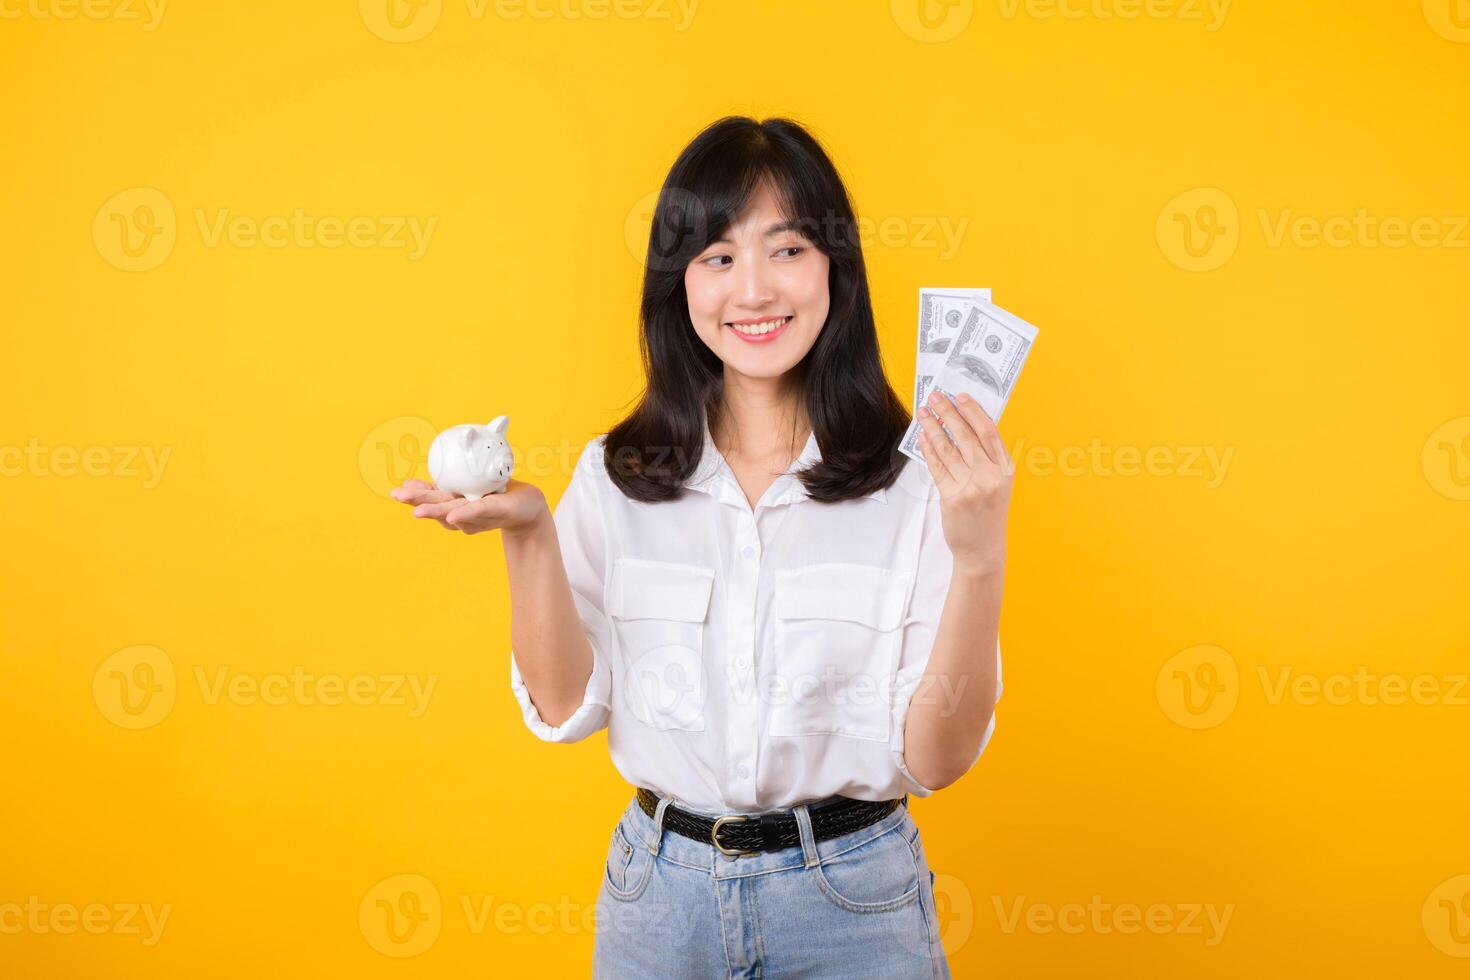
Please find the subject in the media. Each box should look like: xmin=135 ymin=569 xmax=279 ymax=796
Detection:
xmin=390 ymin=478 xmax=548 ymax=536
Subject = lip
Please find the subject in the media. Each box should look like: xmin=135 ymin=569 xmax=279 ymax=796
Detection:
xmin=725 ymin=315 xmax=792 ymax=344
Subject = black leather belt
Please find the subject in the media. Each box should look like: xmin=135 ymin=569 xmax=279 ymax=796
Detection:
xmin=635 ymin=786 xmax=905 ymax=858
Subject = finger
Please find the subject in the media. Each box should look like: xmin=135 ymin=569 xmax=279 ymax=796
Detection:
xmin=445 ymin=496 xmax=506 ymax=529
xmin=917 ymin=430 xmax=956 ymax=493
xmin=917 ymin=407 xmax=963 ymax=490
xmin=926 ymin=391 xmax=979 ymax=468
xmin=397 ymin=488 xmax=459 ymax=506
xmin=392 ymin=481 xmax=451 ymax=504
xmin=412 ymin=499 xmax=476 ymax=520
xmin=390 ymin=479 xmax=436 ymax=500
xmin=950 ymin=393 xmax=1005 ymax=467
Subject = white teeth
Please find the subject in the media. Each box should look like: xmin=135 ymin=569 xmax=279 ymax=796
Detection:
xmin=729 ymin=316 xmax=790 ymax=336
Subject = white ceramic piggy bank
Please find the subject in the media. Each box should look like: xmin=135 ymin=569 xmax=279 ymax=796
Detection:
xmin=427 ymin=416 xmax=515 ymax=500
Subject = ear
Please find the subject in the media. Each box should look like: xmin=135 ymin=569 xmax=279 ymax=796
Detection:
xmin=487 ymin=415 xmax=509 ymax=437
xmin=460 ymin=426 xmax=480 ymax=452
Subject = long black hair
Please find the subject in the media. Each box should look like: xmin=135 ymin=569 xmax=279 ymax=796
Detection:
xmin=604 ymin=115 xmax=911 ymax=504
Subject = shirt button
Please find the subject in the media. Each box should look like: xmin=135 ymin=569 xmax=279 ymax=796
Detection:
xmin=741 ymin=545 xmax=755 ymax=558
xmin=736 ymin=657 xmax=748 ymax=669
xmin=736 ymin=764 xmax=750 ymax=778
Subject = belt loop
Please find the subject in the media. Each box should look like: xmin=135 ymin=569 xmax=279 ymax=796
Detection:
xmin=649 ymin=795 xmax=672 ymax=856
xmin=793 ymin=803 xmax=820 ymax=869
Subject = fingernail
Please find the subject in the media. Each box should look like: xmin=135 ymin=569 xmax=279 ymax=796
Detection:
xmin=917 ymin=406 xmax=929 ymax=418
xmin=957 ymin=392 xmax=971 ymax=403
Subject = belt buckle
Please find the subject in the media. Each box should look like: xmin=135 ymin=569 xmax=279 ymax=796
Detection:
xmin=711 ymin=814 xmax=759 ymax=857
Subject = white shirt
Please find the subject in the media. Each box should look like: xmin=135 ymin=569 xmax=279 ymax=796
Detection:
xmin=508 ymin=416 xmax=1002 ymax=815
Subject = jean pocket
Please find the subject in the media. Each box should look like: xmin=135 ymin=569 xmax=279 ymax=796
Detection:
xmin=811 ymin=824 xmax=921 ymax=913
xmin=602 ymin=823 xmax=654 ymax=902
xmin=608 ymin=558 xmax=715 ymax=732
xmin=769 ymin=563 xmax=909 ymax=742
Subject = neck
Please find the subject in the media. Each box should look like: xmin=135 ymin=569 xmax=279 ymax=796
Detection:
xmin=712 ymin=366 xmax=809 ymax=465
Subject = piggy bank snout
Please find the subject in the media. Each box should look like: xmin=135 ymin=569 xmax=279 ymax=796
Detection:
xmin=469 ymin=441 xmax=510 ymax=471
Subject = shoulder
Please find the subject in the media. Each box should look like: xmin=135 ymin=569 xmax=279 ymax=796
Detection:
xmin=580 ymin=433 xmax=608 ymax=462
xmin=553 ymin=436 xmax=613 ymax=515
xmin=570 ymin=434 xmax=613 ymax=488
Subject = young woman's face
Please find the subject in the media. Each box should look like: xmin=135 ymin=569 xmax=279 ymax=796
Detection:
xmin=684 ymin=180 xmax=831 ymax=380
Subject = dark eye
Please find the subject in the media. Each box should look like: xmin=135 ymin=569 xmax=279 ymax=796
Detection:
xmin=776 ymin=246 xmax=803 ymax=258
xmin=701 ymin=254 xmax=732 ymax=268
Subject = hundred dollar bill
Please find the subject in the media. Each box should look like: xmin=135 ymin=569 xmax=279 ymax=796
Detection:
xmin=914 ymin=287 xmax=992 ymax=417
xmin=900 ymin=299 xmax=1037 ymax=465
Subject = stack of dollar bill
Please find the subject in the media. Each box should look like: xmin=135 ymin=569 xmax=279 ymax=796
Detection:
xmin=898 ymin=287 xmax=1038 ymax=464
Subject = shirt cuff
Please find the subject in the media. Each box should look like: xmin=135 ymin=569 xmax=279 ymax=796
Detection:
xmin=891 ymin=668 xmax=937 ymax=797
xmin=509 ymin=639 xmax=612 ymax=743
xmin=890 ymin=639 xmax=1002 ymax=796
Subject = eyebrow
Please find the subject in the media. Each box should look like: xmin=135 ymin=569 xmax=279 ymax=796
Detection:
xmin=715 ymin=219 xmax=807 ymax=245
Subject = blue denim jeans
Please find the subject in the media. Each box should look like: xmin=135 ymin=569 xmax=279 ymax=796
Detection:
xmin=592 ymin=791 xmax=950 ymax=979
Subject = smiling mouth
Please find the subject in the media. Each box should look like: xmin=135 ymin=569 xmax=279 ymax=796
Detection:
xmin=725 ymin=315 xmax=792 ymax=337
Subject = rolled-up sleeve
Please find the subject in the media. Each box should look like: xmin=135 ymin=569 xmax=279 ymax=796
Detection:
xmin=508 ymin=438 xmax=613 ymax=743
xmin=890 ymin=483 xmax=1003 ymax=796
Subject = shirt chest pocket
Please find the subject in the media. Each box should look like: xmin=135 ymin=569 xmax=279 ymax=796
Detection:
xmin=608 ymin=558 xmax=716 ymax=733
xmin=769 ymin=563 xmax=910 ymax=742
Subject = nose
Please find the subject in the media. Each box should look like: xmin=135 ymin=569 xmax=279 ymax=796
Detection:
xmin=735 ymin=251 xmax=775 ymax=308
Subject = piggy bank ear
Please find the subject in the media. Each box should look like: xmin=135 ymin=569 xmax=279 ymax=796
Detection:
xmin=487 ymin=415 xmax=509 ymax=437
xmin=460 ymin=426 xmax=480 ymax=452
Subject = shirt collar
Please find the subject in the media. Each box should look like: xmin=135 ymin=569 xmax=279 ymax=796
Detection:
xmin=684 ymin=414 xmax=887 ymax=507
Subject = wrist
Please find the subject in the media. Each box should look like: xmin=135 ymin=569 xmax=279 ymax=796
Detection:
xmin=502 ymin=506 xmax=554 ymax=548
xmin=952 ymin=555 xmax=1005 ymax=584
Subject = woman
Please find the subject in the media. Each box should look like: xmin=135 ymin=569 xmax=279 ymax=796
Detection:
xmin=392 ymin=116 xmax=1009 ymax=978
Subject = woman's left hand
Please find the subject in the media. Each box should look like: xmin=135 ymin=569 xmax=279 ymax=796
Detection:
xmin=915 ymin=390 xmax=1014 ymax=578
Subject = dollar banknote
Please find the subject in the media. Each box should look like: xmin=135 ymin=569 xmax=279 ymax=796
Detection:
xmin=914 ymin=287 xmax=992 ymax=418
xmin=900 ymin=298 xmax=1037 ymax=465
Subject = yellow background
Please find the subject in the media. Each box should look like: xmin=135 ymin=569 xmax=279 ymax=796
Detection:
xmin=3 ymin=0 xmax=1468 ymax=976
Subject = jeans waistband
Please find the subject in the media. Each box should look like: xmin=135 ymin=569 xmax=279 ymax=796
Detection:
xmin=615 ymin=790 xmax=917 ymax=880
